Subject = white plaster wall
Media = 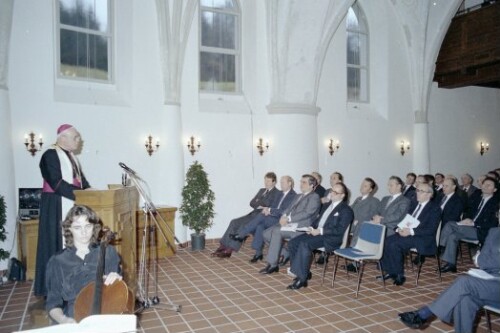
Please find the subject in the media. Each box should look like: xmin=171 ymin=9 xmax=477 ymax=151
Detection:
xmin=6 ymin=0 xmax=500 ymax=248
xmin=428 ymin=84 xmax=500 ymax=177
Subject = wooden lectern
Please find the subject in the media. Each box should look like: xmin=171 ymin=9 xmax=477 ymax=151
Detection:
xmin=74 ymin=186 xmax=139 ymax=295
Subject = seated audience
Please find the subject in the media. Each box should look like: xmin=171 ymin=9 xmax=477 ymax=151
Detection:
xmin=311 ymin=172 xmax=326 ymax=198
xmin=378 ymin=182 xmax=441 ymax=286
xmin=439 ymin=176 xmax=499 ymax=273
xmin=45 ymin=205 xmax=122 ymax=324
xmin=403 ymin=172 xmax=417 ymax=201
xmin=434 ymin=173 xmax=445 ymax=193
xmin=460 ymin=173 xmax=478 ymax=199
xmin=230 ymin=176 xmax=297 ymax=263
xmin=440 ymin=177 xmax=464 ymax=228
xmin=321 ymin=171 xmax=344 ymax=205
xmin=317 ymin=171 xmax=344 ymax=264
xmin=372 ymin=176 xmax=411 ymax=236
xmin=286 ymin=182 xmax=353 ymax=290
xmin=398 ymin=227 xmax=500 ymax=332
xmin=259 ymin=175 xmax=321 ymax=275
xmin=349 ymin=177 xmax=381 ymax=245
xmin=212 ymin=172 xmax=280 ymax=258
xmin=346 ymin=177 xmax=380 ymax=272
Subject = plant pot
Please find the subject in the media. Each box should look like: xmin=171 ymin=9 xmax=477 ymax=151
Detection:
xmin=191 ymin=233 xmax=206 ymax=251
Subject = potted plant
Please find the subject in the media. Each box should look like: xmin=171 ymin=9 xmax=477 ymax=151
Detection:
xmin=0 ymin=195 xmax=10 ymax=271
xmin=179 ymin=161 xmax=215 ymax=250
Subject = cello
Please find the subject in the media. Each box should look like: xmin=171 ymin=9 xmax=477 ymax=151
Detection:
xmin=73 ymin=228 xmax=135 ymax=322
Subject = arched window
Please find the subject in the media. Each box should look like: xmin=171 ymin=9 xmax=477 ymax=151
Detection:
xmin=346 ymin=3 xmax=368 ymax=102
xmin=56 ymin=0 xmax=113 ymax=82
xmin=199 ymin=0 xmax=241 ymax=93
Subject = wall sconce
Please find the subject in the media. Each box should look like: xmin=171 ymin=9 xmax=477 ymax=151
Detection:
xmin=256 ymin=138 xmax=269 ymax=156
xmin=145 ymin=135 xmax=159 ymax=156
xmin=327 ymin=138 xmax=340 ymax=156
xmin=24 ymin=132 xmax=43 ymax=156
xmin=480 ymin=141 xmax=489 ymax=156
xmin=400 ymin=140 xmax=410 ymax=156
xmin=187 ymin=136 xmax=201 ymax=156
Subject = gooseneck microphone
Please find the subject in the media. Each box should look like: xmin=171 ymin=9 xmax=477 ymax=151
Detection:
xmin=119 ymin=162 xmax=137 ymax=176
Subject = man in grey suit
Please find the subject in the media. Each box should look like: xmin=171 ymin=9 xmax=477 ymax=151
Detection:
xmin=345 ymin=177 xmax=380 ymax=272
xmin=372 ymin=176 xmax=411 ymax=236
xmin=212 ymin=172 xmax=281 ymax=258
xmin=349 ymin=177 xmax=381 ymax=245
xmin=259 ymin=174 xmax=321 ymax=274
xmin=399 ymin=227 xmax=500 ymax=332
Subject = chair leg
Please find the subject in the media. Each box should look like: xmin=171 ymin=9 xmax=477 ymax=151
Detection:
xmin=378 ymin=261 xmax=386 ymax=289
xmin=355 ymin=261 xmax=364 ymax=298
xmin=331 ymin=255 xmax=340 ymax=288
xmin=415 ymin=261 xmax=423 ymax=287
xmin=485 ymin=308 xmax=492 ymax=333
xmin=321 ymin=253 xmax=330 ymax=286
xmin=436 ymin=254 xmax=442 ymax=282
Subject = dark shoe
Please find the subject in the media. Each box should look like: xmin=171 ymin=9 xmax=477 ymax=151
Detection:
xmin=229 ymin=234 xmax=246 ymax=242
xmin=259 ymin=264 xmax=271 ymax=274
xmin=393 ymin=275 xmax=406 ymax=286
xmin=316 ymin=254 xmax=325 ymax=265
xmin=249 ymin=254 xmax=263 ymax=263
xmin=440 ymin=264 xmax=457 ymax=273
xmin=287 ymin=279 xmax=308 ymax=290
xmin=210 ymin=247 xmax=224 ymax=256
xmin=376 ymin=273 xmax=395 ymax=281
xmin=346 ymin=263 xmax=358 ymax=272
xmin=412 ymin=255 xmax=425 ymax=265
xmin=307 ymin=271 xmax=312 ymax=280
xmin=399 ymin=311 xmax=425 ymax=329
xmin=216 ymin=251 xmax=232 ymax=258
xmin=279 ymin=256 xmax=290 ymax=267
xmin=262 ymin=265 xmax=279 ymax=275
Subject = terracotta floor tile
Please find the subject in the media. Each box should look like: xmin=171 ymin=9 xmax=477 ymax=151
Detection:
xmin=1 ymin=243 xmax=499 ymax=332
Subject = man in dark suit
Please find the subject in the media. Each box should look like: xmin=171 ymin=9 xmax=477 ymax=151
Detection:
xmin=379 ymin=182 xmax=441 ymax=286
xmin=399 ymin=227 xmax=500 ymax=332
xmin=311 ymin=172 xmax=326 ymax=198
xmin=440 ymin=177 xmax=464 ymax=228
xmin=439 ymin=177 xmax=499 ymax=273
xmin=230 ymin=176 xmax=297 ymax=263
xmin=212 ymin=172 xmax=281 ymax=258
xmin=372 ymin=176 xmax=411 ymax=236
xmin=459 ymin=173 xmax=478 ymax=199
xmin=260 ymin=175 xmax=321 ymax=274
xmin=403 ymin=172 xmax=417 ymax=200
xmin=285 ymin=182 xmax=353 ymax=290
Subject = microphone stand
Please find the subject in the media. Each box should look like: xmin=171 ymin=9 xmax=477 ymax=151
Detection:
xmin=120 ymin=165 xmax=182 ymax=313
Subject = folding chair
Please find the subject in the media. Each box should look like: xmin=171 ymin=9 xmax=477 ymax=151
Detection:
xmin=408 ymin=220 xmax=442 ymax=286
xmin=484 ymin=304 xmax=500 ymax=333
xmin=331 ymin=222 xmax=386 ymax=298
xmin=319 ymin=223 xmax=351 ymax=285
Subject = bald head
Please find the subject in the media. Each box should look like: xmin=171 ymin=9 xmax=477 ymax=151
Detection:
xmin=57 ymin=127 xmax=81 ymax=152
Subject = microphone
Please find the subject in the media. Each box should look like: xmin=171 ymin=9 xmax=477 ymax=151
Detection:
xmin=119 ymin=162 xmax=137 ymax=176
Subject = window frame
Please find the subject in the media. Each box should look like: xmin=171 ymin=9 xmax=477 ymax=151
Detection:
xmin=346 ymin=3 xmax=369 ymax=103
xmin=198 ymin=0 xmax=241 ymax=94
xmin=55 ymin=0 xmax=114 ymax=84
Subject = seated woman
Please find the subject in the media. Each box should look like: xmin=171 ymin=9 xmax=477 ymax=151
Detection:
xmin=45 ymin=205 xmax=122 ymax=324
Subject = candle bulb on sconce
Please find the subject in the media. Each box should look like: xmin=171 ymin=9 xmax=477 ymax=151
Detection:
xmin=480 ymin=141 xmax=489 ymax=156
xmin=187 ymin=136 xmax=201 ymax=156
xmin=256 ymin=138 xmax=269 ymax=156
xmin=400 ymin=140 xmax=410 ymax=156
xmin=328 ymin=138 xmax=340 ymax=156
xmin=24 ymin=131 xmax=44 ymax=156
xmin=145 ymin=135 xmax=160 ymax=156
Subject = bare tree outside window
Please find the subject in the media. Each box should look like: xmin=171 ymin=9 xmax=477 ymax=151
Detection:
xmin=199 ymin=0 xmax=240 ymax=93
xmin=57 ymin=0 xmax=112 ymax=82
xmin=347 ymin=3 xmax=369 ymax=102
